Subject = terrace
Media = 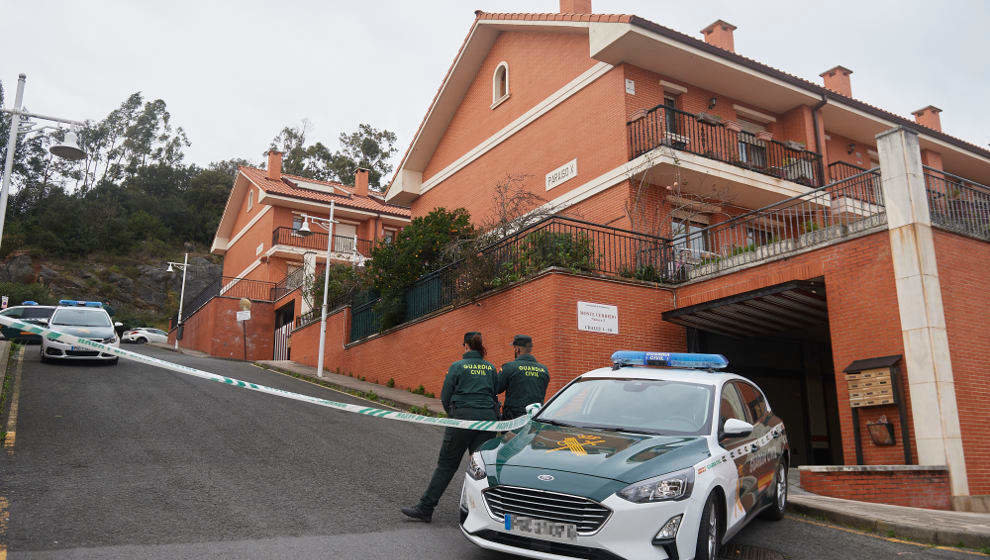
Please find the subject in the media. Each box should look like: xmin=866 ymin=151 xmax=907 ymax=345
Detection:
xmin=271 ymin=227 xmax=373 ymax=263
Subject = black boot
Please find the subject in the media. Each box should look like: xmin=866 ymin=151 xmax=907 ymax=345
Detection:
xmin=400 ymin=504 xmax=433 ymax=523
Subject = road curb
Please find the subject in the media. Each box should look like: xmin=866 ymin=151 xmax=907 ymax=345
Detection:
xmin=789 ymin=495 xmax=990 ymax=549
xmin=0 ymin=341 xmax=11 ymax=395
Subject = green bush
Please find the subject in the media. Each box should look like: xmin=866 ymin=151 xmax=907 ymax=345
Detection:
xmin=0 ymin=282 xmax=55 ymax=306
xmin=516 ymin=231 xmax=595 ymax=274
xmin=309 ymin=263 xmax=370 ymax=309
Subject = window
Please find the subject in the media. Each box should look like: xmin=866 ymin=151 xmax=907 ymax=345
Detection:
xmin=746 ymin=227 xmax=774 ymax=247
xmin=663 ymin=94 xmax=679 ymax=134
xmin=735 ymin=382 xmax=770 ymax=424
xmin=719 ymin=383 xmax=748 ymax=432
xmin=737 ymin=118 xmax=768 ymax=169
xmin=671 ymin=219 xmax=709 ymax=256
xmin=492 ymin=62 xmax=509 ymax=107
xmin=333 ymin=223 xmax=358 ymax=253
xmin=247 ymin=189 xmax=254 ymax=211
xmin=383 ymin=229 xmax=396 ymax=244
xmin=292 ymin=214 xmax=304 ymax=232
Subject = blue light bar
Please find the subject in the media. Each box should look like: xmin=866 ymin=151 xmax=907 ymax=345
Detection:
xmin=21 ymin=300 xmax=38 ymax=305
xmin=58 ymin=300 xmax=103 ymax=308
xmin=83 ymin=301 xmax=103 ymax=308
xmin=59 ymin=299 xmax=79 ymax=306
xmin=611 ymin=351 xmax=729 ymax=370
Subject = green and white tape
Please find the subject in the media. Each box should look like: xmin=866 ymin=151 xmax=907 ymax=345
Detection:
xmin=0 ymin=315 xmax=535 ymax=432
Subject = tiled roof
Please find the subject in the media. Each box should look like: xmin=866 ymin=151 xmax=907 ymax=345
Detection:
xmin=240 ymin=166 xmax=411 ymax=218
xmin=464 ymin=11 xmax=990 ymax=160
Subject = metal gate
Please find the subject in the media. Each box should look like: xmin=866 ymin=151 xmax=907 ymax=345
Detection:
xmin=273 ymin=301 xmax=295 ymax=360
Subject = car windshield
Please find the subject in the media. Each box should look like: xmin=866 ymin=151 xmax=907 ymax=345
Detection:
xmin=537 ymin=377 xmax=715 ymax=436
xmin=51 ymin=308 xmax=112 ymax=328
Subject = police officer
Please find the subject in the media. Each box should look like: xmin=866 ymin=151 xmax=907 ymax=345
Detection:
xmin=401 ymin=331 xmax=498 ymax=523
xmin=496 ymin=334 xmax=550 ymax=420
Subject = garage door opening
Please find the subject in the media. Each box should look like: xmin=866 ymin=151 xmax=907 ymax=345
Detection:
xmin=663 ymin=279 xmax=842 ymax=466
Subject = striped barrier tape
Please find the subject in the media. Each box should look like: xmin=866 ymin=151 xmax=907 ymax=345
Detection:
xmin=0 ymin=315 xmax=535 ymax=432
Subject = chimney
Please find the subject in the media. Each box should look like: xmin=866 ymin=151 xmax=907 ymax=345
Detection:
xmin=354 ymin=168 xmax=370 ymax=197
xmin=700 ymin=20 xmax=737 ymax=53
xmin=912 ymin=105 xmax=943 ymax=132
xmin=559 ymin=0 xmax=591 ymax=13
xmin=266 ymin=150 xmax=283 ymax=180
xmin=820 ymin=66 xmax=853 ymax=98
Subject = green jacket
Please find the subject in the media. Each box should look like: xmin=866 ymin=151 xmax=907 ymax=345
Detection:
xmin=496 ymin=354 xmax=550 ymax=416
xmin=441 ymin=350 xmax=497 ymax=415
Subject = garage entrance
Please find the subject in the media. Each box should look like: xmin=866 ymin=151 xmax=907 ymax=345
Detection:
xmin=663 ymin=279 xmax=843 ymax=466
xmin=273 ymin=300 xmax=294 ymax=361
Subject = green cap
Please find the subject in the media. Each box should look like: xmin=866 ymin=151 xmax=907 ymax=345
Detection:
xmin=512 ymin=334 xmax=532 ymax=347
xmin=464 ymin=331 xmax=481 ymax=344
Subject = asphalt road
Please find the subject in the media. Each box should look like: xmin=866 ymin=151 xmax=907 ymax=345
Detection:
xmin=1 ymin=346 xmax=981 ymax=559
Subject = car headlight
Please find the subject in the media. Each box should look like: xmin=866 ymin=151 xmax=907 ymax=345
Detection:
xmin=466 ymin=452 xmax=486 ymax=480
xmin=617 ymin=467 xmax=694 ymax=503
xmin=101 ymin=335 xmax=118 ymax=344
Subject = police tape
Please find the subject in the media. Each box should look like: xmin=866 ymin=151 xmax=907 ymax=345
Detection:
xmin=0 ymin=315 xmax=535 ymax=432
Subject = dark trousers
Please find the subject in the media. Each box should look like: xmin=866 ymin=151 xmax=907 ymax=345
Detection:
xmin=417 ymin=407 xmax=497 ymax=512
xmin=501 ymin=407 xmax=527 ymax=421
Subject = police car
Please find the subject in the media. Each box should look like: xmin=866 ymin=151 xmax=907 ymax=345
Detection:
xmin=459 ymin=351 xmax=788 ymax=560
xmin=40 ymin=301 xmax=120 ymax=364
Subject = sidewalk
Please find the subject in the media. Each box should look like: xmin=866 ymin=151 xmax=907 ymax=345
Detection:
xmin=255 ymin=360 xmax=446 ymax=415
xmin=787 ymin=471 xmax=990 ymax=548
xmin=148 ymin=342 xmax=215 ymax=359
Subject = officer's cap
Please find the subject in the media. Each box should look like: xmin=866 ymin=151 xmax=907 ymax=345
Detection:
xmin=463 ymin=331 xmax=481 ymax=344
xmin=512 ymin=334 xmax=533 ymax=347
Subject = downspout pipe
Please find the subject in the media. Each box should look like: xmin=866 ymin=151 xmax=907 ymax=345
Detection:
xmin=811 ymin=95 xmax=828 ymax=183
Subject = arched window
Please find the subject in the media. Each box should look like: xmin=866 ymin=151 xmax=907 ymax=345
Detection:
xmin=492 ymin=62 xmax=509 ymax=107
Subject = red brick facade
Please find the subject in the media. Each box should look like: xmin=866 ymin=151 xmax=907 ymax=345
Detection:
xmin=169 ymin=297 xmax=275 ymax=361
xmin=799 ymin=466 xmax=951 ymax=510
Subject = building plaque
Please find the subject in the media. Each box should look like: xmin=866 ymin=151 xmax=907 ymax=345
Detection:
xmin=546 ymin=159 xmax=578 ymax=191
xmin=577 ymin=302 xmax=618 ymax=334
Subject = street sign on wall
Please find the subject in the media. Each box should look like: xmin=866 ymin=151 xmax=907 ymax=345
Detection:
xmin=577 ymin=301 xmax=618 ymax=334
xmin=236 ymin=310 xmax=251 ymax=322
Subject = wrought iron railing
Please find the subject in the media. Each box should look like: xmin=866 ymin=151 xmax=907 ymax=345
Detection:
xmin=923 ymin=166 xmax=990 ymax=241
xmin=667 ymin=169 xmax=884 ymax=281
xmin=273 ymin=267 xmax=306 ymax=301
xmin=828 ymin=161 xmax=869 ymax=182
xmin=349 ymin=216 xmax=674 ymax=341
xmin=294 ymin=308 xmax=321 ymax=330
xmin=182 ymin=276 xmax=276 ymax=321
xmin=627 ymin=104 xmax=824 ymax=187
xmin=272 ymin=227 xmax=373 ymax=256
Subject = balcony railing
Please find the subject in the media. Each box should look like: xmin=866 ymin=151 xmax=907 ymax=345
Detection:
xmin=272 ymin=227 xmax=373 ymax=257
xmin=668 ymin=168 xmax=884 ymax=281
xmin=273 ymin=266 xmax=306 ymax=301
xmin=627 ymin=104 xmax=824 ymax=187
xmin=828 ymin=161 xmax=870 ymax=182
xmin=924 ymin=166 xmax=990 ymax=241
xmin=182 ymin=276 xmax=276 ymax=321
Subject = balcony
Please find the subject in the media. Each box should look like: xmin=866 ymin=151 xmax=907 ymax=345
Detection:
xmin=924 ymin=167 xmax=990 ymax=241
xmin=271 ymin=227 xmax=373 ymax=261
xmin=628 ymin=104 xmax=824 ymax=189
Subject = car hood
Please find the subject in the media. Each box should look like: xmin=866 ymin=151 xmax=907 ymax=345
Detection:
xmin=481 ymin=420 xmax=711 ymax=489
xmin=48 ymin=325 xmax=115 ymax=339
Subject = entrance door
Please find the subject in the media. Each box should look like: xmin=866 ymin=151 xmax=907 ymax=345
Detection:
xmin=273 ymin=300 xmax=295 ymax=360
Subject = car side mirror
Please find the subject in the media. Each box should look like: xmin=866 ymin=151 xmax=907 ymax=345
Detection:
xmin=721 ymin=418 xmax=754 ymax=439
xmin=114 ymin=322 xmax=124 ymax=328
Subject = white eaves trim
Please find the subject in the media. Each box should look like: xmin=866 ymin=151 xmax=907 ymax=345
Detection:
xmin=733 ymin=104 xmax=776 ymax=123
xmin=261 ymin=192 xmax=411 ymax=221
xmin=417 ymin=61 xmax=614 ymax=195
xmin=214 ymin=205 xmax=273 ymax=254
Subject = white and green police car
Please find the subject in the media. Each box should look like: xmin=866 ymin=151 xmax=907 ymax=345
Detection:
xmin=460 ymin=351 xmax=789 ymax=560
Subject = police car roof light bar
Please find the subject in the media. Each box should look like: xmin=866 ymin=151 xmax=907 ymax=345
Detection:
xmin=21 ymin=300 xmax=38 ymax=305
xmin=610 ymin=351 xmax=729 ymax=370
xmin=58 ymin=300 xmax=104 ymax=308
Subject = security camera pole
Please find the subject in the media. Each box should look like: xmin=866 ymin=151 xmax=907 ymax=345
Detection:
xmin=1 ymin=73 xmax=87 ymax=252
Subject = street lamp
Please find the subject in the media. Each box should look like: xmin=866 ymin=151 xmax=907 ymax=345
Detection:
xmin=1 ymin=73 xmax=88 ymax=252
xmin=297 ymin=201 xmax=337 ymax=378
xmin=166 ymin=253 xmax=190 ymax=350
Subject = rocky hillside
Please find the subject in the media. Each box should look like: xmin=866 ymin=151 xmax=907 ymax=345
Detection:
xmin=0 ymin=250 xmax=222 ymax=328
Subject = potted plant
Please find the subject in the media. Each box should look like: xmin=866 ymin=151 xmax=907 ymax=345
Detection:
xmin=697 ymin=112 xmax=723 ymax=125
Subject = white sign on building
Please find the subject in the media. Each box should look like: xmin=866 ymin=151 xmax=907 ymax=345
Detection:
xmin=546 ymin=158 xmax=578 ymax=191
xmin=577 ymin=301 xmax=619 ymax=334
xmin=236 ymin=310 xmax=251 ymax=322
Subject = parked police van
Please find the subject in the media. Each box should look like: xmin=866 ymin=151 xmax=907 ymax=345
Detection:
xmin=459 ymin=351 xmax=789 ymax=560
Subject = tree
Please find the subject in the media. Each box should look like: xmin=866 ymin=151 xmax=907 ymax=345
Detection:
xmin=268 ymin=122 xmax=398 ymax=190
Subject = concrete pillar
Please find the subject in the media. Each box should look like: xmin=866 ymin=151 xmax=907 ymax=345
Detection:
xmin=876 ymin=127 xmax=968 ymax=498
xmin=301 ymin=250 xmax=317 ymax=315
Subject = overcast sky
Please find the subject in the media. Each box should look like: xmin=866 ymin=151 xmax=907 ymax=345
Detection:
xmin=2 ymin=0 xmax=987 ymax=171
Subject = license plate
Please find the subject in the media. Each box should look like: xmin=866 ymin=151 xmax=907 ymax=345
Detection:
xmin=504 ymin=514 xmax=577 ymax=540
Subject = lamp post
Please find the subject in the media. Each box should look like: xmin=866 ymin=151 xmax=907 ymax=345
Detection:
xmin=298 ymin=201 xmax=336 ymax=378
xmin=1 ymin=73 xmax=87 ymax=252
xmin=166 ymin=253 xmax=190 ymax=350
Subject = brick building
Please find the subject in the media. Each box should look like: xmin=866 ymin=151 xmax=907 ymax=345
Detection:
xmin=181 ymin=1 xmax=990 ymax=511
xmin=172 ymin=151 xmax=409 ymax=361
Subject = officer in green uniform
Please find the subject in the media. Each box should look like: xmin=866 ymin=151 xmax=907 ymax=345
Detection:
xmin=401 ymin=331 xmax=498 ymax=523
xmin=496 ymin=334 xmax=550 ymax=420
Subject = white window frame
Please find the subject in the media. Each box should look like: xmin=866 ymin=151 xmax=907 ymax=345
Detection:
xmin=491 ymin=61 xmax=510 ymax=109
xmin=247 ymin=189 xmax=254 ymax=211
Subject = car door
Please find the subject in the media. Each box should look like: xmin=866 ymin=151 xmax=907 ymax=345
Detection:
xmin=717 ymin=382 xmax=759 ymax=524
xmin=735 ymin=381 xmax=777 ymax=506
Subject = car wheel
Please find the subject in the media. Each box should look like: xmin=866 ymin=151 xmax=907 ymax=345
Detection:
xmin=135 ymin=337 xmax=147 ymax=344
xmin=760 ymin=461 xmax=788 ymax=521
xmin=109 ymin=357 xmax=119 ymax=365
xmin=695 ymin=492 xmax=721 ymax=560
